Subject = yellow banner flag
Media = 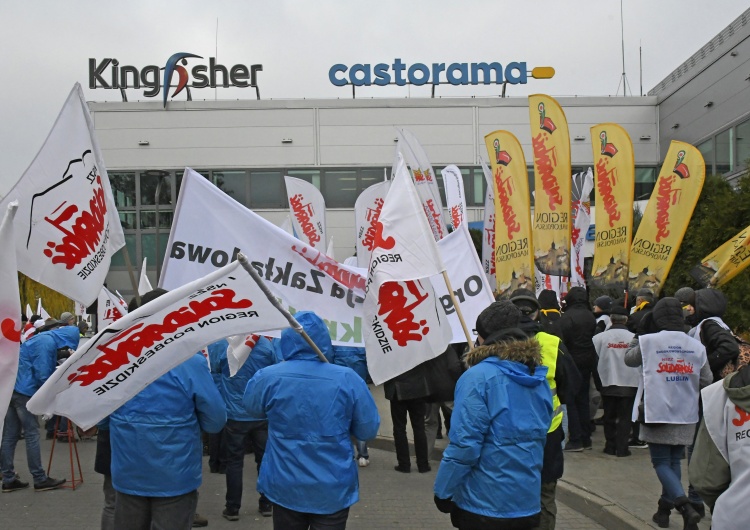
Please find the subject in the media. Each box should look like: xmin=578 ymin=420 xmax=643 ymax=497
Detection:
xmin=690 ymin=225 xmax=750 ymax=287
xmin=484 ymin=130 xmax=534 ymax=299
xmin=529 ymin=94 xmax=571 ymax=276
xmin=589 ymin=124 xmax=635 ymax=291
xmin=628 ymin=141 xmax=706 ymax=294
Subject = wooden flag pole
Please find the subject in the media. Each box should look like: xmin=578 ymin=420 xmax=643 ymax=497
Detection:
xmin=442 ymin=270 xmax=474 ymax=350
xmin=237 ymin=252 xmax=328 ymax=363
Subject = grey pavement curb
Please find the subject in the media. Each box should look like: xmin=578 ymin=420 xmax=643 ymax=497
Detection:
xmin=372 ymin=434 xmax=650 ymax=530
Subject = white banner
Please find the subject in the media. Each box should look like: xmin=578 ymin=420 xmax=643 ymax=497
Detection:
xmin=0 ymin=84 xmax=125 ymax=306
xmin=227 ymin=333 xmax=261 ymax=377
xmin=97 ymin=286 xmax=128 ymax=330
xmin=354 ymin=180 xmax=391 ymax=269
xmin=37 ymin=299 xmax=50 ymax=321
xmin=138 ymin=257 xmax=153 ymax=295
xmin=479 ymin=157 xmax=497 ymax=292
xmin=28 ymin=261 xmax=290 ymax=430
xmin=25 ymin=304 xmax=32 ymax=320
xmin=0 ymin=203 xmax=21 ymax=442
xmin=396 ymin=128 xmax=447 ymax=241
xmin=285 ymin=176 xmax=327 ymax=252
xmin=433 ymin=226 xmax=494 ymax=344
xmin=364 ymin=156 xmax=450 ymax=384
xmin=160 ymin=169 xmax=367 ymax=347
xmin=571 ymin=169 xmax=594 ymax=289
xmin=442 ymin=165 xmax=467 ymax=231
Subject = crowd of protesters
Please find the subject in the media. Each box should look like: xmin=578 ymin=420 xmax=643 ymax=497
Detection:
xmin=2 ymin=283 xmax=749 ymax=530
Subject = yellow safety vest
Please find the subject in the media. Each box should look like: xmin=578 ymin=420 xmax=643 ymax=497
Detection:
xmin=536 ymin=331 xmax=563 ymax=432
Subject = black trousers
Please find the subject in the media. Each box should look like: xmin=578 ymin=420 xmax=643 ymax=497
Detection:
xmin=451 ymin=507 xmax=540 ymax=530
xmin=567 ymin=367 xmax=592 ymax=445
xmin=389 ymin=398 xmax=429 ymax=470
xmin=602 ymin=395 xmax=635 ymax=455
xmin=272 ymin=504 xmax=349 ymax=530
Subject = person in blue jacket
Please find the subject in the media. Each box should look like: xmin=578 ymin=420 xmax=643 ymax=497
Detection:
xmin=220 ymin=335 xmax=278 ymax=521
xmin=331 ymin=345 xmax=373 ymax=467
xmin=1 ymin=325 xmax=79 ymax=493
xmin=434 ymin=301 xmax=553 ymax=530
xmin=109 ymin=289 xmax=227 ymax=530
xmin=244 ymin=311 xmax=380 ymax=530
xmin=207 ymin=340 xmax=228 ymax=474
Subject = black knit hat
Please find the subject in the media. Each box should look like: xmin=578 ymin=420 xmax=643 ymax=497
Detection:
xmin=593 ymin=296 xmax=613 ymax=312
xmin=476 ymin=301 xmax=521 ymax=339
xmin=509 ymin=288 xmax=540 ymax=311
xmin=537 ymin=289 xmax=560 ymax=310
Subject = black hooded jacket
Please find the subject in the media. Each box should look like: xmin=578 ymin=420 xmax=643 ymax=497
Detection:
xmin=558 ymin=287 xmax=598 ymax=370
xmin=687 ymin=289 xmax=739 ymax=382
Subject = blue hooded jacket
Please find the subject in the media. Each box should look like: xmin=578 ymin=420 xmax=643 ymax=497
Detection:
xmin=244 ymin=311 xmax=380 ymax=514
xmin=15 ymin=326 xmax=80 ymax=396
xmin=207 ymin=339 xmax=228 ymax=388
xmin=434 ymin=331 xmax=552 ymax=520
xmin=221 ymin=335 xmax=277 ymax=421
xmin=331 ymin=346 xmax=370 ymax=383
xmin=110 ymin=353 xmax=226 ymax=497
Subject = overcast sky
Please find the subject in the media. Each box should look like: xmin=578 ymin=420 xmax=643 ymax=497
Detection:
xmin=0 ymin=0 xmax=745 ymax=184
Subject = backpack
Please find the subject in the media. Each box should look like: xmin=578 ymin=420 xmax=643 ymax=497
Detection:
xmin=719 ymin=334 xmax=750 ymax=379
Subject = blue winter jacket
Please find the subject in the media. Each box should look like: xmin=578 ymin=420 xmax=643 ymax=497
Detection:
xmin=110 ymin=353 xmax=226 ymax=497
xmin=434 ymin=331 xmax=552 ymax=520
xmin=244 ymin=311 xmax=380 ymax=514
xmin=331 ymin=346 xmax=370 ymax=382
xmin=207 ymin=339 xmax=228 ymax=388
xmin=221 ymin=335 xmax=277 ymax=421
xmin=15 ymin=326 xmax=80 ymax=396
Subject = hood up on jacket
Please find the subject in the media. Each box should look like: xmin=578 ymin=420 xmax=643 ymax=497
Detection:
xmin=47 ymin=326 xmax=81 ymax=350
xmin=651 ymin=297 xmax=685 ymax=332
xmin=464 ymin=328 xmax=543 ymax=384
xmin=693 ymin=288 xmax=728 ymax=321
xmin=726 ymin=364 xmax=750 ymax=411
xmin=564 ymin=286 xmax=589 ymax=308
xmin=279 ymin=311 xmax=333 ymax=362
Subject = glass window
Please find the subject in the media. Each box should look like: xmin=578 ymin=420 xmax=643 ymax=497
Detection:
xmin=716 ymin=128 xmax=734 ymax=174
xmin=175 ymin=169 xmax=208 ymax=199
xmin=140 ymin=171 xmax=172 ymax=205
xmin=286 ymin=169 xmax=321 ymax=190
xmin=109 ymin=172 xmax=136 ymax=208
xmin=141 ymin=233 xmax=170 ymax=272
xmin=635 ymin=167 xmax=657 ymax=201
xmin=324 ymin=170 xmax=358 ymax=207
xmin=213 ymin=170 xmax=248 ymax=206
xmin=472 ymin=168 xmax=488 ymax=205
xmin=110 ymin=234 xmax=136 ymax=268
xmin=118 ymin=212 xmax=137 ymax=230
xmin=359 ymin=168 xmax=385 ymax=193
xmin=139 ymin=211 xmax=173 ymax=229
xmin=697 ymin=139 xmax=714 ymax=176
xmin=250 ymin=170 xmax=285 ymax=208
xmin=737 ymin=120 xmax=750 ymax=170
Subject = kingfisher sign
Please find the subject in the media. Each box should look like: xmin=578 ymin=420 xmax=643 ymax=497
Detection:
xmin=89 ymin=53 xmax=262 ymax=107
xmin=329 ymin=59 xmax=554 ymax=87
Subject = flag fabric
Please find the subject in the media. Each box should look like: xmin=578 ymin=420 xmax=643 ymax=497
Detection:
xmin=589 ymin=124 xmax=635 ymax=291
xmin=27 ymin=261 xmax=291 ymax=430
xmin=484 ymin=130 xmax=535 ymax=299
xmin=442 ymin=165 xmax=467 ymax=231
xmin=396 ymin=128 xmax=447 ymax=241
xmin=226 ymin=333 xmax=262 ymax=377
xmin=0 ymin=84 xmax=125 ymax=306
xmin=97 ymin=286 xmax=128 ymax=330
xmin=354 ymin=180 xmax=391 ymax=269
xmin=528 ymin=94 xmax=572 ymax=277
xmin=326 ymin=237 xmax=335 ymax=260
xmin=690 ymin=225 xmax=750 ymax=287
xmin=570 ymin=169 xmax=594 ymax=288
xmin=0 ymin=203 xmax=21 ymax=442
xmin=25 ymin=304 xmax=32 ymax=320
xmin=479 ymin=157 xmax=497 ymax=293
xmin=629 ymin=141 xmax=706 ymax=294
xmin=285 ymin=176 xmax=327 ymax=252
xmin=160 ymin=168 xmax=367 ymax=347
xmin=74 ymin=301 xmax=87 ymax=317
xmin=279 ymin=215 xmax=294 ymax=237
xmin=37 ymin=299 xmax=50 ymax=321
xmin=364 ymin=155 xmax=451 ymax=385
xmin=138 ymin=258 xmax=153 ymax=295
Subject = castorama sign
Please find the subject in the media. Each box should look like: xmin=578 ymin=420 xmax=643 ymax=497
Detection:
xmin=329 ymin=59 xmax=538 ymax=87
xmin=89 ymin=53 xmax=262 ymax=107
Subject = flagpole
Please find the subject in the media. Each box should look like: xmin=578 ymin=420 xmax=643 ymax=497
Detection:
xmin=121 ymin=248 xmax=141 ymax=307
xmin=441 ymin=271 xmax=474 ymax=350
xmin=236 ymin=252 xmax=329 ymax=363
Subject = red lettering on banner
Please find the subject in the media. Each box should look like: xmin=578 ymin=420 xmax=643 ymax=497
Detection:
xmin=494 ymin=168 xmax=521 ymax=240
xmin=607 ymin=342 xmax=629 ymax=349
xmin=485 ymin=214 xmax=495 ymax=246
xmin=289 ymin=193 xmax=321 ymax=246
xmin=372 ymin=221 xmax=395 ymax=251
xmin=595 ymin=159 xmax=622 ymax=228
xmin=656 ymin=359 xmax=694 ymax=374
xmin=655 ymin=175 xmax=681 ymax=243
xmin=361 ymin=198 xmax=385 ymax=251
xmin=532 ymin=133 xmax=563 ymax=211
xmin=732 ymin=405 xmax=750 ymax=427
xmin=450 ymin=205 xmax=463 ymax=230
xmin=43 ymin=174 xmax=107 ymax=269
xmin=424 ymin=199 xmax=445 ymax=239
xmin=0 ymin=318 xmax=21 ymax=343
xmin=292 ymin=244 xmax=366 ymax=292
xmin=378 ymin=281 xmax=430 ymax=347
xmin=67 ymin=289 xmax=252 ymax=386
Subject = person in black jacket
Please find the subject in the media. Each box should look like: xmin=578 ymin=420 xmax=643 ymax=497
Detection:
xmin=538 ymin=289 xmax=563 ymax=338
xmin=558 ymin=287 xmax=598 ymax=451
xmin=627 ymin=288 xmax=655 ymax=334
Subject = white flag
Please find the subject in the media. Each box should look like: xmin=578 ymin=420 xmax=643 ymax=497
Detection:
xmin=0 ymin=203 xmax=21 ymax=442
xmin=74 ymin=301 xmax=87 ymax=317
xmin=97 ymin=286 xmax=128 ymax=329
xmin=479 ymin=157 xmax=497 ymax=292
xmin=0 ymin=84 xmax=125 ymax=306
xmin=364 ymin=156 xmax=451 ymax=385
xmin=25 ymin=304 xmax=33 ymax=320
xmin=226 ymin=333 xmax=262 ymax=377
xmin=354 ymin=180 xmax=391 ymax=268
xmin=571 ymin=169 xmax=594 ymax=289
xmin=279 ymin=215 xmax=294 ymax=237
xmin=37 ymin=299 xmax=50 ymax=321
xmin=28 ymin=261 xmax=290 ymax=429
xmin=285 ymin=176 xmax=327 ymax=252
xmin=160 ymin=169 xmax=366 ymax=346
xmin=138 ymin=258 xmax=153 ymax=296
xmin=326 ymin=237 xmax=335 ymax=260
xmin=442 ymin=165 xmax=467 ymax=231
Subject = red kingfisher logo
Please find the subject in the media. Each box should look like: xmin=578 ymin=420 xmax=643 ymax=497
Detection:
xmin=538 ymin=102 xmax=557 ymax=133
xmin=600 ymin=131 xmax=618 ymax=157
xmin=493 ymin=138 xmax=512 ymax=166
xmin=673 ymin=150 xmax=690 ymax=179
